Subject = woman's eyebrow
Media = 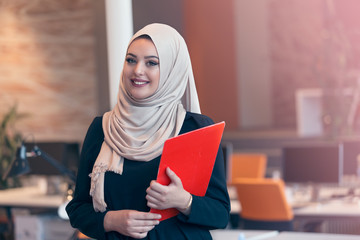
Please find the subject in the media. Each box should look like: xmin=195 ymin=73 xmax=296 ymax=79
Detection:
xmin=145 ymin=55 xmax=159 ymax=60
xmin=126 ymin=52 xmax=159 ymax=60
xmin=126 ymin=53 xmax=137 ymax=58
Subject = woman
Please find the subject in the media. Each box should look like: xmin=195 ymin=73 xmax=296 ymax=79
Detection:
xmin=66 ymin=23 xmax=230 ymax=240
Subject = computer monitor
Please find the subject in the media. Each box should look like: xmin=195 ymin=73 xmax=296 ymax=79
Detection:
xmin=24 ymin=142 xmax=80 ymax=177
xmin=282 ymin=142 xmax=343 ymax=185
xmin=221 ymin=142 xmax=233 ymax=182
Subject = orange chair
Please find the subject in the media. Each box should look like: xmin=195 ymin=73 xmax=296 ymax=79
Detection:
xmin=68 ymin=230 xmax=94 ymax=240
xmin=234 ymin=178 xmax=294 ymax=231
xmin=228 ymin=153 xmax=267 ymax=184
xmin=77 ymin=232 xmax=93 ymax=239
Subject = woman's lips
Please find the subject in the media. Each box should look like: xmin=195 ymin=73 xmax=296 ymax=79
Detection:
xmin=131 ymin=79 xmax=149 ymax=87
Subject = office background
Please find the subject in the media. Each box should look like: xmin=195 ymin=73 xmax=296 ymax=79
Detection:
xmin=2 ymin=1 xmax=360 ymax=239
xmin=0 ymin=0 xmax=360 ymax=141
xmin=2 ymin=0 xmax=360 ymax=143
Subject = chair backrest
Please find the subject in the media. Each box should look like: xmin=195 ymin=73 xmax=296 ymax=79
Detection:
xmin=229 ymin=153 xmax=267 ymax=184
xmin=234 ymin=178 xmax=293 ymax=221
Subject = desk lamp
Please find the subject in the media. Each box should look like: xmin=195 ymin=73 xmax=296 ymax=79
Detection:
xmin=2 ymin=142 xmax=76 ymax=183
xmin=1 ymin=139 xmax=78 ymax=239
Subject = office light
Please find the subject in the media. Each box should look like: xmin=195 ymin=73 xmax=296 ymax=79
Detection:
xmin=2 ymin=142 xmax=76 ymax=183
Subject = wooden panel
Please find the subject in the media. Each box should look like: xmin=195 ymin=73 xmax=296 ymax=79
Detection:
xmin=0 ymin=0 xmax=98 ymax=141
xmin=183 ymin=0 xmax=239 ymax=130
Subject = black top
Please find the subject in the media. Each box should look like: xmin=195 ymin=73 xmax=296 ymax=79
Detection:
xmin=66 ymin=112 xmax=230 ymax=240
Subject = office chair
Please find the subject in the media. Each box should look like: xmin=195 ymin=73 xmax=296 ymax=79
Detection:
xmin=228 ymin=153 xmax=267 ymax=184
xmin=234 ymin=178 xmax=294 ymax=231
xmin=227 ymin=153 xmax=267 ymax=228
xmin=69 ymin=230 xmax=93 ymax=240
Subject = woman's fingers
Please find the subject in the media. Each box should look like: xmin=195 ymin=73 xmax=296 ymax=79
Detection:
xmin=147 ymin=180 xmax=166 ymax=193
xmin=105 ymin=210 xmax=161 ymax=238
xmin=131 ymin=231 xmax=150 ymax=239
xmin=130 ymin=211 xmax=161 ymax=221
xmin=146 ymin=191 xmax=166 ymax=209
xmin=146 ymin=167 xmax=188 ymax=210
xmin=166 ymin=167 xmax=182 ymax=185
xmin=127 ymin=212 xmax=161 ymax=238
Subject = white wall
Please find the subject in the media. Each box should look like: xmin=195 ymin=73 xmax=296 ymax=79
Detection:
xmin=234 ymin=0 xmax=273 ymax=129
xmin=105 ymin=0 xmax=133 ymax=109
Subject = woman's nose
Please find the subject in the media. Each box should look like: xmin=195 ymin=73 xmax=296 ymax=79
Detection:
xmin=134 ymin=63 xmax=144 ymax=75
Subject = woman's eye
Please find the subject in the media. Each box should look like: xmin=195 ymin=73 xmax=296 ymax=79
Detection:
xmin=147 ymin=60 xmax=159 ymax=66
xmin=126 ymin=58 xmax=136 ymax=64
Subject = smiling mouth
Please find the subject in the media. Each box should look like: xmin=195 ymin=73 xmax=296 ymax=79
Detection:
xmin=131 ymin=79 xmax=149 ymax=86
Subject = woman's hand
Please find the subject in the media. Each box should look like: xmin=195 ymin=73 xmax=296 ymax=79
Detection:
xmin=104 ymin=210 xmax=161 ymax=239
xmin=146 ymin=167 xmax=192 ymax=214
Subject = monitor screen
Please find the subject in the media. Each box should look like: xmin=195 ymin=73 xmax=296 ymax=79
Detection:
xmin=24 ymin=142 xmax=80 ymax=177
xmin=221 ymin=142 xmax=233 ymax=182
xmin=342 ymin=140 xmax=360 ymax=176
xmin=282 ymin=143 xmax=343 ymax=185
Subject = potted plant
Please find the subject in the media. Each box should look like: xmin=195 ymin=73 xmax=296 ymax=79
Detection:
xmin=0 ymin=104 xmax=26 ymax=189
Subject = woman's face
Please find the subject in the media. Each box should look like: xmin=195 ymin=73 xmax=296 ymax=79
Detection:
xmin=123 ymin=37 xmax=160 ymax=100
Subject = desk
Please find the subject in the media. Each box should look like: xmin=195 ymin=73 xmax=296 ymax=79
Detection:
xmin=210 ymin=230 xmax=360 ymax=240
xmin=0 ymin=186 xmax=66 ymax=239
xmin=229 ymin=185 xmax=360 ymax=234
xmin=267 ymin=231 xmax=360 ymax=240
xmin=293 ymin=198 xmax=360 ymax=234
xmin=210 ymin=229 xmax=278 ymax=240
xmin=0 ymin=186 xmax=64 ymax=209
xmin=293 ymin=199 xmax=360 ymax=219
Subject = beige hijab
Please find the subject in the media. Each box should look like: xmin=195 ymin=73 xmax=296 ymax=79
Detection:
xmin=89 ymin=23 xmax=201 ymax=212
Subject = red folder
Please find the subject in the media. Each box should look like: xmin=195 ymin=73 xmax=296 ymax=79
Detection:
xmin=150 ymin=121 xmax=225 ymax=221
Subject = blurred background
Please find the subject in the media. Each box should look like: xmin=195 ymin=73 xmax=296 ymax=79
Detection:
xmin=2 ymin=1 xmax=360 ymax=238
xmin=2 ymin=0 xmax=360 ymax=142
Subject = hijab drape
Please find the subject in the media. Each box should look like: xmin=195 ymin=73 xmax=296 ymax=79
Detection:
xmin=89 ymin=23 xmax=201 ymax=212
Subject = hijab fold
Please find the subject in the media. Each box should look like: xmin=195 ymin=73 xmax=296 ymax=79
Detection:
xmin=89 ymin=23 xmax=201 ymax=212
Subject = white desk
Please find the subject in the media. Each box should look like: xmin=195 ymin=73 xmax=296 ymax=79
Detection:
xmin=0 ymin=186 xmax=64 ymax=209
xmin=210 ymin=229 xmax=278 ymax=240
xmin=0 ymin=186 xmax=69 ymax=239
xmin=292 ymin=198 xmax=360 ymax=234
xmin=229 ymin=185 xmax=360 ymax=234
xmin=293 ymin=198 xmax=360 ymax=219
xmin=210 ymin=230 xmax=360 ymax=240
xmin=266 ymin=231 xmax=360 ymax=240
